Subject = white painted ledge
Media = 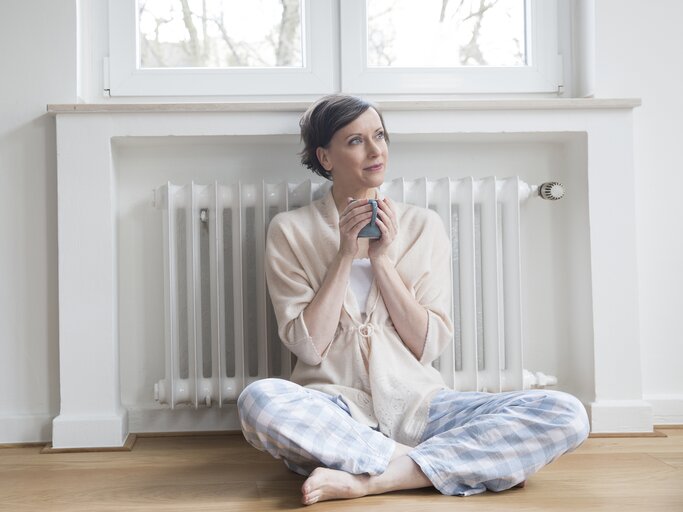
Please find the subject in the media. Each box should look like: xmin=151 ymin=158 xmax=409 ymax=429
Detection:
xmin=47 ymin=98 xmax=641 ymax=114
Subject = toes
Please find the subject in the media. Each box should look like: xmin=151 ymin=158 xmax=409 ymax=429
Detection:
xmin=301 ymin=471 xmax=323 ymax=505
xmin=302 ymin=492 xmax=321 ymax=506
xmin=301 ymin=473 xmax=318 ymax=495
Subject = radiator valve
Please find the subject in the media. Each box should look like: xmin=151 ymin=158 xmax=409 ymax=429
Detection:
xmin=538 ymin=182 xmax=565 ymax=200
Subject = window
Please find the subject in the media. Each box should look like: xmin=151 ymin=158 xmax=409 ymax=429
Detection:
xmin=138 ymin=0 xmax=304 ymax=69
xmin=108 ymin=0 xmax=335 ymax=96
xmin=341 ymin=0 xmax=562 ymax=94
xmin=366 ymin=0 xmax=526 ymax=68
xmin=107 ymin=0 xmax=562 ymax=97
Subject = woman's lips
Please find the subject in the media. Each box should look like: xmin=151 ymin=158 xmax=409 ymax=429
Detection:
xmin=364 ymin=163 xmax=384 ymax=172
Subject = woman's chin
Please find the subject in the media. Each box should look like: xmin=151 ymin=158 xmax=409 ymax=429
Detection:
xmin=364 ymin=172 xmax=385 ymax=187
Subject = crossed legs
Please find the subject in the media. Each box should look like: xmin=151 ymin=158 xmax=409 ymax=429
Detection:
xmin=238 ymin=378 xmax=589 ymax=504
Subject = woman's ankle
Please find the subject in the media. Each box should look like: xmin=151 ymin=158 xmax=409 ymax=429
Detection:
xmin=389 ymin=442 xmax=412 ymax=461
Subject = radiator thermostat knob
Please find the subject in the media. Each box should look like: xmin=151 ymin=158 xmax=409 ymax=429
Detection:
xmin=539 ymin=182 xmax=565 ymax=200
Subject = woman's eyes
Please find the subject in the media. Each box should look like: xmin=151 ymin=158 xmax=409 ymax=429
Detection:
xmin=349 ymin=132 xmax=384 ymax=145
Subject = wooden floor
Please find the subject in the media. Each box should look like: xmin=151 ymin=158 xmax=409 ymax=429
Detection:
xmin=1 ymin=429 xmax=682 ymax=512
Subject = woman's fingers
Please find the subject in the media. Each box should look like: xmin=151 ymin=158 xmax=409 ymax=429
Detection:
xmin=368 ymin=197 xmax=397 ymax=259
xmin=374 ymin=215 xmax=395 ymax=241
xmin=375 ymin=208 xmax=392 ymax=234
xmin=340 ymin=201 xmax=374 ymax=230
xmin=376 ymin=198 xmax=396 ymax=234
xmin=341 ymin=198 xmax=372 ymax=215
xmin=338 ymin=200 xmax=376 ymax=257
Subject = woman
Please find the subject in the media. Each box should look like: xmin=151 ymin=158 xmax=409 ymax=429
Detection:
xmin=238 ymin=94 xmax=589 ymax=505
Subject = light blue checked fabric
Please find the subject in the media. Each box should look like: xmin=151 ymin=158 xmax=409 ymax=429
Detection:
xmin=410 ymin=388 xmax=590 ymax=495
xmin=237 ymin=378 xmax=589 ymax=496
xmin=238 ymin=378 xmax=396 ymax=477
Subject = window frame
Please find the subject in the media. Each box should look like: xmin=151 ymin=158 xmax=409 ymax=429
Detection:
xmin=107 ymin=0 xmax=563 ymax=97
xmin=340 ymin=0 xmax=562 ymax=95
xmin=107 ymin=0 xmax=336 ymax=97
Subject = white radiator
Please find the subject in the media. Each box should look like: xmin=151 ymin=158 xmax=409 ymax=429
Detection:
xmin=152 ymin=177 xmax=562 ymax=408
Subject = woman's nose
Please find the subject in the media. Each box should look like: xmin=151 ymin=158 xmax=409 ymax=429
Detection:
xmin=367 ymin=138 xmax=380 ymax=156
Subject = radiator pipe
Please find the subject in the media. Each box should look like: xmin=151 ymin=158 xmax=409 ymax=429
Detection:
xmin=522 ymin=369 xmax=559 ymax=389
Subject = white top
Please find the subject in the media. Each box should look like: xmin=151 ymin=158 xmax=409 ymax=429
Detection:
xmin=350 ymin=258 xmax=373 ymax=317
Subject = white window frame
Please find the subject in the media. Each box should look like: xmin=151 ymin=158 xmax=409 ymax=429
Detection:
xmin=107 ymin=0 xmax=336 ymax=96
xmin=107 ymin=0 xmax=563 ymax=97
xmin=340 ymin=0 xmax=563 ymax=95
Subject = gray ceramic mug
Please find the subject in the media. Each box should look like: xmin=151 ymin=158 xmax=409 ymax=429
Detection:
xmin=358 ymin=199 xmax=381 ymax=239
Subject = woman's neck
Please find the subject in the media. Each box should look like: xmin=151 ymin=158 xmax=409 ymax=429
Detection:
xmin=332 ymin=186 xmax=377 ymax=214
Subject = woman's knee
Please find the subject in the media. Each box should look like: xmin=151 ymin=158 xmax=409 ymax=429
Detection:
xmin=237 ymin=378 xmax=300 ymax=424
xmin=507 ymin=389 xmax=589 ymax=447
xmin=544 ymin=390 xmax=590 ymax=447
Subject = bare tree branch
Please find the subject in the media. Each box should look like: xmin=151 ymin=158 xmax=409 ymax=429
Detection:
xmin=440 ymin=0 xmax=466 ymax=22
xmin=276 ymin=0 xmax=300 ymax=66
xmin=460 ymin=0 xmax=497 ymax=65
xmin=179 ymin=0 xmax=201 ymax=63
xmin=139 ymin=3 xmax=173 ymax=67
xmin=201 ymin=0 xmax=209 ymax=63
xmin=367 ymin=0 xmax=397 ymax=66
xmin=210 ymin=12 xmax=272 ymax=67
xmin=209 ymin=17 xmax=246 ymax=66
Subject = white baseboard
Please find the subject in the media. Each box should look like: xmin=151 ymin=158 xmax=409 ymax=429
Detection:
xmin=588 ymin=399 xmax=653 ymax=433
xmin=0 ymin=407 xmax=239 ymax=446
xmin=127 ymin=404 xmax=240 ymax=434
xmin=0 ymin=413 xmax=54 ymax=444
xmin=643 ymin=394 xmax=683 ymax=425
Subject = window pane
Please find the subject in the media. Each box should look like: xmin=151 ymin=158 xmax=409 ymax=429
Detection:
xmin=367 ymin=0 xmax=526 ymax=68
xmin=138 ymin=0 xmax=303 ymax=68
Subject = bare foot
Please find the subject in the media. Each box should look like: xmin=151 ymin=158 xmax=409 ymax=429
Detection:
xmin=301 ymin=467 xmax=369 ymax=505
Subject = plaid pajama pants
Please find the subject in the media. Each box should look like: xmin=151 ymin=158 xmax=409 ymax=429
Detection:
xmin=237 ymin=378 xmax=589 ymax=496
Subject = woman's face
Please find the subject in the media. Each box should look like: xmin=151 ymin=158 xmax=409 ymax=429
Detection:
xmin=317 ymin=108 xmax=388 ymax=192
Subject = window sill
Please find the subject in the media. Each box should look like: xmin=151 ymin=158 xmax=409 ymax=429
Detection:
xmin=47 ymin=98 xmax=640 ymax=115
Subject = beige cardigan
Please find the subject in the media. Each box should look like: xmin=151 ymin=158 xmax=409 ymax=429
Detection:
xmin=264 ymin=189 xmax=453 ymax=446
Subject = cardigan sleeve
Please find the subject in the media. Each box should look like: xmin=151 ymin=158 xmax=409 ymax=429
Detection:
xmin=414 ymin=210 xmax=454 ymax=365
xmin=264 ymin=214 xmax=324 ymax=366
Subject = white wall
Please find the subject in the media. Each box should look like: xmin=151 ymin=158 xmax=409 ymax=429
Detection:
xmin=594 ymin=0 xmax=683 ymax=422
xmin=0 ymin=0 xmax=76 ymax=442
xmin=1 ymin=0 xmax=682 ymax=443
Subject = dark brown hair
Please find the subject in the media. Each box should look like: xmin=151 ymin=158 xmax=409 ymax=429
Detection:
xmin=299 ymin=94 xmax=389 ymax=180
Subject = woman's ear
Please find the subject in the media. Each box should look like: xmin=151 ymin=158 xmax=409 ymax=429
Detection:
xmin=316 ymin=146 xmax=332 ymax=172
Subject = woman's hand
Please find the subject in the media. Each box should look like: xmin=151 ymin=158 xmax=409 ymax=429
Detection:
xmin=338 ymin=198 xmax=374 ymax=258
xmin=368 ymin=197 xmax=397 ymax=261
